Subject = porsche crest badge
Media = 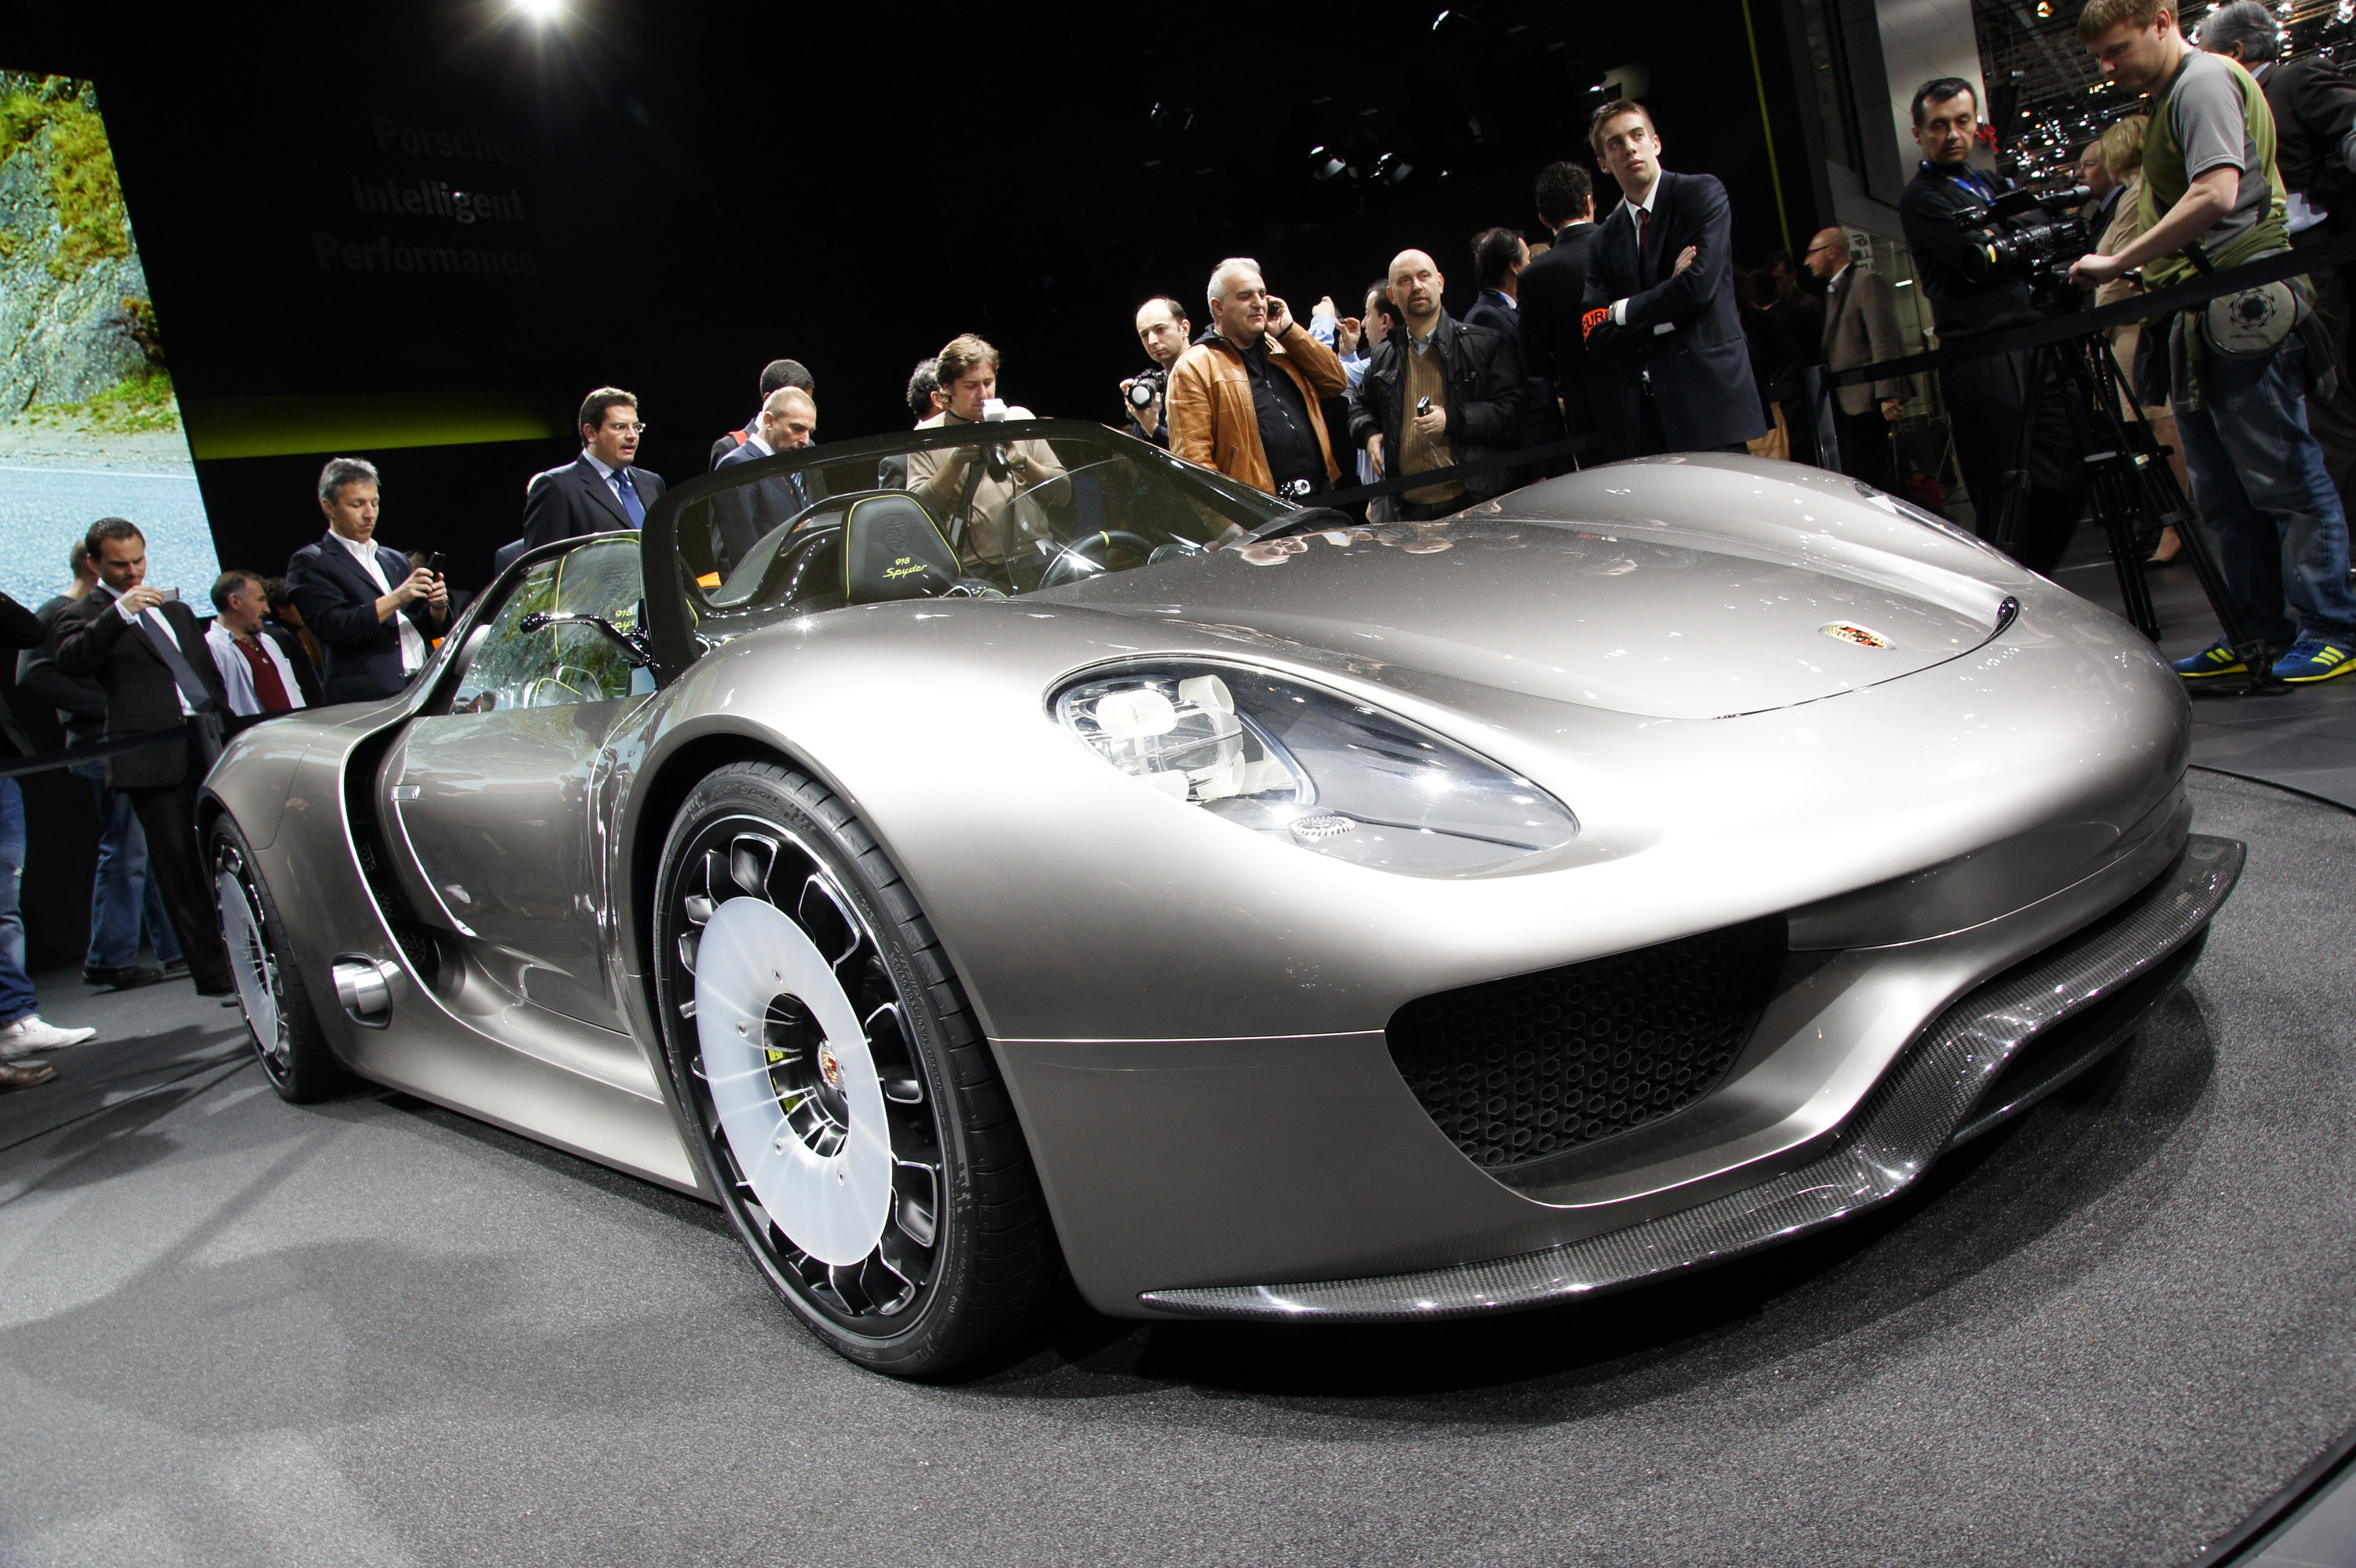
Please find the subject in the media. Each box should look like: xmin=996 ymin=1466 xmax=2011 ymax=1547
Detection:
xmin=1820 ymin=622 xmax=1893 ymax=649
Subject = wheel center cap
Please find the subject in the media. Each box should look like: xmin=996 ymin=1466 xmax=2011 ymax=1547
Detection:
xmin=817 ymin=1040 xmax=843 ymax=1092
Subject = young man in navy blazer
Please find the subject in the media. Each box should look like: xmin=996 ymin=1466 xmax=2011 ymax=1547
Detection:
xmin=1579 ymin=100 xmax=1769 ymax=455
xmin=284 ymin=456 xmax=448 ymax=704
xmin=521 ymin=388 xmax=669 ymax=550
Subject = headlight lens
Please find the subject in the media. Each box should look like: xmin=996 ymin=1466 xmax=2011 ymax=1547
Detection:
xmin=1054 ymin=664 xmax=1578 ymax=872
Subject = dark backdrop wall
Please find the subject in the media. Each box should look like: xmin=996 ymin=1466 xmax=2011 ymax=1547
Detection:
xmin=13 ymin=0 xmax=1823 ymax=602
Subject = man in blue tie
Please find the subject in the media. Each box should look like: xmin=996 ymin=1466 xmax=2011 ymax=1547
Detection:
xmin=521 ymin=388 xmax=670 ymax=549
xmin=709 ymin=387 xmax=821 ymax=572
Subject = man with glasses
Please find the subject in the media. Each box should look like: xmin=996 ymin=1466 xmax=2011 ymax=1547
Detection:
xmin=522 ymin=388 xmax=670 ymax=548
xmin=1804 ymin=226 xmax=1908 ymax=492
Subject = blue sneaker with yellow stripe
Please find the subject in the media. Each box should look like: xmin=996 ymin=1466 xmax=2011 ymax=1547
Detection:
xmin=2272 ymin=638 xmax=2356 ymax=683
xmin=2171 ymin=639 xmax=2248 ymax=678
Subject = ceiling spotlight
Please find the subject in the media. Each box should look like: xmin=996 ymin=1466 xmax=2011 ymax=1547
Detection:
xmin=513 ymin=0 xmax=563 ymax=20
xmin=1313 ymin=155 xmax=1347 ymax=180
xmin=1388 ymin=160 xmax=1414 ymax=184
xmin=1432 ymin=8 xmax=1452 ymax=27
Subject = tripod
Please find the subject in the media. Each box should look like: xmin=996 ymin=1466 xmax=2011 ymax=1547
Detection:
xmin=1994 ymin=326 xmax=2287 ymax=696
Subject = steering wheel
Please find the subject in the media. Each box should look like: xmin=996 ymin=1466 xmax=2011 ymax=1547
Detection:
xmin=1038 ymin=530 xmax=1159 ymax=589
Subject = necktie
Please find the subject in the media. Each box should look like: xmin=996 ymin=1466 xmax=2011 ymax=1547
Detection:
xmin=1637 ymin=207 xmax=1652 ymax=272
xmin=788 ymin=471 xmax=808 ymax=512
xmin=615 ymin=468 xmax=646 ymax=528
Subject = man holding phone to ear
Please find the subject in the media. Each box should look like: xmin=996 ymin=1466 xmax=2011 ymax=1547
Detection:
xmin=285 ymin=455 xmax=448 ymax=704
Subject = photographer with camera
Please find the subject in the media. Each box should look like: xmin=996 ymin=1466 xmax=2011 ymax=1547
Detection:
xmin=1899 ymin=78 xmax=2091 ymax=572
xmin=2071 ymin=0 xmax=2356 ymax=684
xmin=906 ymin=334 xmax=1063 ymax=578
xmin=1121 ymin=297 xmax=1192 ymax=448
xmin=1168 ymin=258 xmax=1348 ymax=499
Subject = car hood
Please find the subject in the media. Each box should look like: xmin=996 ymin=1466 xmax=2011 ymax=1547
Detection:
xmin=1037 ymin=470 xmax=2018 ymax=721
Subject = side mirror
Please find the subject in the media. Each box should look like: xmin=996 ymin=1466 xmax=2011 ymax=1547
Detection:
xmin=518 ymin=610 xmax=653 ymax=667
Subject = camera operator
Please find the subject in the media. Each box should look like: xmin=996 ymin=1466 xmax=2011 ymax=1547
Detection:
xmin=2072 ymin=0 xmax=2356 ymax=683
xmin=1121 ymin=297 xmax=1192 ymax=448
xmin=1898 ymin=78 xmax=2090 ymax=572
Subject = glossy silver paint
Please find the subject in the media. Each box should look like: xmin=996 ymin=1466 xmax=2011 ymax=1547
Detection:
xmin=202 ymin=453 xmax=2220 ymax=1321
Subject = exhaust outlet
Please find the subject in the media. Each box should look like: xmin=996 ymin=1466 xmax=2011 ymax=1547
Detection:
xmin=331 ymin=955 xmax=404 ymax=1028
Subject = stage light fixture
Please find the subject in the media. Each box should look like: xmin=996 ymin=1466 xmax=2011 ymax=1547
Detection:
xmin=513 ymin=0 xmax=564 ymax=20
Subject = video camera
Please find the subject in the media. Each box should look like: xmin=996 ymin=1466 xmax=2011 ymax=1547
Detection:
xmin=1955 ymin=185 xmax=2096 ymax=298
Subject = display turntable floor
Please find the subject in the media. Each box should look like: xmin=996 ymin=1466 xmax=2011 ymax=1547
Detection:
xmin=0 ymin=771 xmax=2347 ymax=1566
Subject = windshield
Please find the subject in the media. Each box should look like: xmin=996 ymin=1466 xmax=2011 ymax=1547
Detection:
xmin=657 ymin=420 xmax=1291 ymax=643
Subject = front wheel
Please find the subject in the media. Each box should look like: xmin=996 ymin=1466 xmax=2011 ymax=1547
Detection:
xmin=210 ymin=816 xmax=349 ymax=1102
xmin=652 ymin=762 xmax=1055 ymax=1376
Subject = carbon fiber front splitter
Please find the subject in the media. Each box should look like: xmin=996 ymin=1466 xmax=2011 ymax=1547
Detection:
xmin=1140 ymin=835 xmax=2244 ymax=1323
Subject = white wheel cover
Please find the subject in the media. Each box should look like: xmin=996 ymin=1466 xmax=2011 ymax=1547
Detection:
xmin=695 ymin=894 xmax=892 ymax=1267
xmin=218 ymin=868 xmax=280 ymax=1049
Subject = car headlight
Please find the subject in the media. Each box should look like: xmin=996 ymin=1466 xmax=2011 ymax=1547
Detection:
xmin=1054 ymin=664 xmax=1578 ymax=872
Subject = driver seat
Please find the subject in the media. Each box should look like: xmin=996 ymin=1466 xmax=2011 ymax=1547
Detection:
xmin=843 ymin=494 xmax=963 ymax=604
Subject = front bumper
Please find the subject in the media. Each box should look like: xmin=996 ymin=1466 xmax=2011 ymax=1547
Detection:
xmin=1139 ymin=834 xmax=2241 ymax=1322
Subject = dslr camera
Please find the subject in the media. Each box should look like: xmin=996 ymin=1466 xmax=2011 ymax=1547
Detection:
xmin=1955 ymin=185 xmax=2095 ymax=300
xmin=1127 ymin=364 xmax=1167 ymax=412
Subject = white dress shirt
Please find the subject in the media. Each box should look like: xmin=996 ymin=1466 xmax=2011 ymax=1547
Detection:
xmin=205 ymin=621 xmax=309 ymax=716
xmin=331 ymin=528 xmax=426 ymax=675
xmin=1608 ymin=174 xmax=1676 ymax=335
xmin=579 ymin=448 xmax=645 ymax=518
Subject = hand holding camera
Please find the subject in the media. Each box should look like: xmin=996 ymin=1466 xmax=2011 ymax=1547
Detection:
xmin=118 ymin=584 xmax=172 ymax=615
xmin=1412 ymin=393 xmax=1447 ymax=439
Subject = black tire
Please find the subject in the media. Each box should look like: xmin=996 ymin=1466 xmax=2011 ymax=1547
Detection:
xmin=210 ymin=816 xmax=352 ymax=1102
xmin=651 ymin=762 xmax=1054 ymax=1376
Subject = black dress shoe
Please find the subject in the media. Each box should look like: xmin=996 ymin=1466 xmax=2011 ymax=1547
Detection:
xmin=0 ymin=1061 xmax=58 ymax=1091
xmin=161 ymin=957 xmax=191 ymax=978
xmin=83 ymin=963 xmax=166 ymax=991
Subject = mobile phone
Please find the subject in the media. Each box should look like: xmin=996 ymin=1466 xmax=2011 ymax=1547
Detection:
xmin=155 ymin=586 xmax=181 ymax=602
xmin=1416 ymin=396 xmax=1434 ymax=418
xmin=424 ymin=551 xmax=447 ymax=575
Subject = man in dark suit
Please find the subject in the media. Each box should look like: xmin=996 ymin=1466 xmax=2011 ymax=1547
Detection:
xmin=709 ymin=358 xmax=814 ymax=470
xmin=284 ymin=456 xmax=448 ymax=704
xmin=1579 ymin=101 xmax=1768 ymax=455
xmin=710 ymin=386 xmax=823 ymax=572
xmin=53 ymin=518 xmax=236 ymax=997
xmin=522 ymin=387 xmax=669 ymax=550
xmin=1465 ymin=226 xmax=1560 ymax=476
xmin=1519 ymin=161 xmax=1623 ymax=469
xmin=1804 ymin=226 xmax=1908 ymax=491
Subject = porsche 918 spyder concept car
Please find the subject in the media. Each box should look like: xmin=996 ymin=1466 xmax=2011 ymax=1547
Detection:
xmin=202 ymin=420 xmax=2240 ymax=1375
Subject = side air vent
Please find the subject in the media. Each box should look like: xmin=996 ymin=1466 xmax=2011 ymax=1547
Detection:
xmin=1386 ymin=919 xmax=1785 ymax=1169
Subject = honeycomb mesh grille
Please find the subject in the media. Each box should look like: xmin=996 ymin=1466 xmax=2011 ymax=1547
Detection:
xmin=1386 ymin=919 xmax=1786 ymax=1169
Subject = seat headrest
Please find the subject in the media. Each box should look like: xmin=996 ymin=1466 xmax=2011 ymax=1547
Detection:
xmin=842 ymin=494 xmax=961 ymax=604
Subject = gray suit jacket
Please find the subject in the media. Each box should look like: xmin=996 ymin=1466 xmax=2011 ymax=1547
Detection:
xmin=1821 ymin=268 xmax=1907 ymax=417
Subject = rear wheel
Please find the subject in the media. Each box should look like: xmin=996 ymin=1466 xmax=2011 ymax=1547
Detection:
xmin=652 ymin=762 xmax=1053 ymax=1376
xmin=210 ymin=817 xmax=350 ymax=1102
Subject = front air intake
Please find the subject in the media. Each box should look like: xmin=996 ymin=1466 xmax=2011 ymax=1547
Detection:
xmin=1386 ymin=919 xmax=1785 ymax=1169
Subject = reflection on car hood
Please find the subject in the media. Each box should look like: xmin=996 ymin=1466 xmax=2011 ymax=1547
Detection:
xmin=1035 ymin=481 xmax=2016 ymax=721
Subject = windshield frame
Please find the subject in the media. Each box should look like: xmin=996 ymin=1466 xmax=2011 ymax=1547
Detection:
xmin=642 ymin=418 xmax=1295 ymax=671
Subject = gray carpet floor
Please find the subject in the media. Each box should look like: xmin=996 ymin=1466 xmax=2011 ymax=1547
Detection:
xmin=0 ymin=770 xmax=2350 ymax=1567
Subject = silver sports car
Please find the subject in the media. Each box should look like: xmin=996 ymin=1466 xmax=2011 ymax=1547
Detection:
xmin=203 ymin=419 xmax=2239 ymax=1375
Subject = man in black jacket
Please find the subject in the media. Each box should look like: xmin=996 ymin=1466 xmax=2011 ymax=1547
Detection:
xmin=522 ymin=388 xmax=669 ymax=549
xmin=708 ymin=359 xmax=814 ymax=470
xmin=1897 ymin=77 xmax=2087 ymax=568
xmin=285 ymin=456 xmax=448 ymax=704
xmin=1579 ymin=101 xmax=1768 ymax=455
xmin=53 ymin=518 xmax=235 ymax=997
xmin=1348 ymin=248 xmax=1525 ymax=520
xmin=1519 ymin=161 xmax=1622 ymax=468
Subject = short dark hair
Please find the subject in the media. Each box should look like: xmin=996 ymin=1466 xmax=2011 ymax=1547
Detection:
xmin=210 ymin=568 xmax=262 ymax=614
xmin=1363 ymin=280 xmax=1401 ymax=329
xmin=1535 ymin=161 xmax=1593 ymax=228
xmin=578 ymin=387 xmax=638 ymax=438
xmin=935 ymin=334 xmax=1000 ymax=389
xmin=1472 ymin=226 xmax=1526 ymax=291
xmin=1911 ymin=77 xmax=1978 ymax=126
xmin=758 ymin=358 xmax=814 ymax=398
xmin=85 ymin=517 xmax=142 ymax=561
xmin=905 ymin=357 xmax=940 ymax=422
xmin=1139 ymin=295 xmax=1190 ymax=327
xmin=1587 ymin=99 xmax=1655 ymax=160
xmin=68 ymin=538 xmax=89 ymax=576
xmin=317 ymin=455 xmax=380 ymax=506
xmin=262 ymin=576 xmax=294 ymax=612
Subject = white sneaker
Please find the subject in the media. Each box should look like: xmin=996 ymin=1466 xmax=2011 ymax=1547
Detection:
xmin=0 ymin=1016 xmax=97 ymax=1058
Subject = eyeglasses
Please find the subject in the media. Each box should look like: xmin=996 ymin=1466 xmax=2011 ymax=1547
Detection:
xmin=606 ymin=422 xmax=647 ymax=436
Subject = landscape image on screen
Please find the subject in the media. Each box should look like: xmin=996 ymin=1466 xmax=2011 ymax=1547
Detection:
xmin=0 ymin=71 xmax=219 ymax=615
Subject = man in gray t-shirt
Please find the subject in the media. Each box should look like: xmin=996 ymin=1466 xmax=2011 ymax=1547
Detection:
xmin=2074 ymin=0 xmax=2356 ymax=685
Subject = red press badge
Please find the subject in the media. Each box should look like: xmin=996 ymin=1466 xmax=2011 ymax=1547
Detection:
xmin=1582 ymin=306 xmax=1608 ymax=343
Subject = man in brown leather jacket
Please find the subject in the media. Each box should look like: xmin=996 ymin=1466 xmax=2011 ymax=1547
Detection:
xmin=1167 ymin=258 xmax=1348 ymax=498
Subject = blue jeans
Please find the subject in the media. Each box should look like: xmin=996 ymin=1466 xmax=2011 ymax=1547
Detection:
xmin=2174 ymin=335 xmax=2356 ymax=644
xmin=74 ymin=765 xmax=181 ymax=970
xmin=0 ymin=780 xmax=38 ymax=1025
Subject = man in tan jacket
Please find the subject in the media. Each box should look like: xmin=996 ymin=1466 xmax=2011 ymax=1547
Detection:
xmin=1167 ymin=258 xmax=1348 ymax=497
xmin=1803 ymin=226 xmax=1908 ymax=491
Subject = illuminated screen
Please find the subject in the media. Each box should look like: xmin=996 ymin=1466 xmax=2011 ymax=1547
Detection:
xmin=0 ymin=72 xmax=221 ymax=615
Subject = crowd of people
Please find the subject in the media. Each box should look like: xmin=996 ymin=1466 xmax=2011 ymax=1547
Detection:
xmin=7 ymin=4 xmax=2356 ymax=1093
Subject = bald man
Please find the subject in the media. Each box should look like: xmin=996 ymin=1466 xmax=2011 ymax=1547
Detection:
xmin=1804 ymin=226 xmax=1908 ymax=491
xmin=710 ymin=386 xmax=823 ymax=572
xmin=1345 ymin=247 xmax=1526 ymax=520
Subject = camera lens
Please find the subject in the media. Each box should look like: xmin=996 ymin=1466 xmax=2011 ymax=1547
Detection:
xmin=1129 ymin=381 xmax=1156 ymax=409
